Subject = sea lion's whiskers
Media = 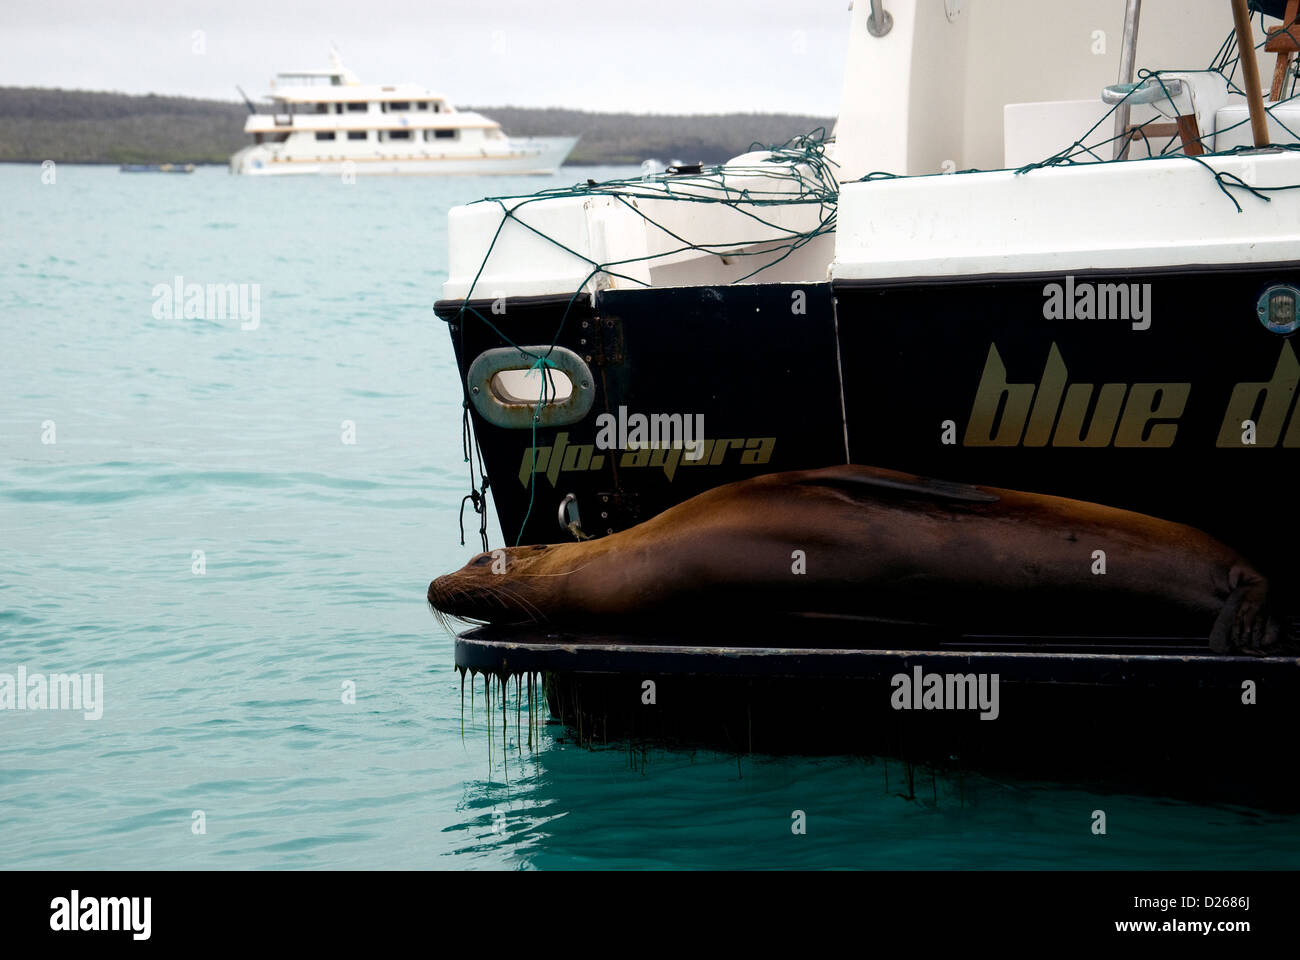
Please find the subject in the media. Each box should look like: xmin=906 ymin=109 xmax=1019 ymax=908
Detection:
xmin=474 ymin=579 xmax=544 ymax=623
xmin=429 ymin=581 xmax=493 ymax=628
xmin=430 ymin=592 xmax=471 ymax=632
xmin=492 ymin=583 xmax=546 ymax=623
xmin=515 ymin=559 xmax=598 ymax=578
xmin=479 ymin=585 xmax=513 ymax=611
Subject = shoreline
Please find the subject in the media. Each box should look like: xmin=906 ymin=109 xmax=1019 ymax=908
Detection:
xmin=0 ymin=86 xmax=832 ymax=167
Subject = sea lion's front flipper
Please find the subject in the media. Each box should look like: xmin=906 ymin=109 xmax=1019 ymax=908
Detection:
xmin=800 ymin=465 xmax=1000 ymax=503
xmin=1211 ymin=570 xmax=1283 ymax=654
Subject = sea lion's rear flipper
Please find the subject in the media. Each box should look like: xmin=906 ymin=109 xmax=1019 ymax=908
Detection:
xmin=800 ymin=465 xmax=1000 ymax=503
xmin=1210 ymin=570 xmax=1283 ymax=655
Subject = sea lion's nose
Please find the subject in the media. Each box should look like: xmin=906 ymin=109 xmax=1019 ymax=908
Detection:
xmin=427 ymin=576 xmax=450 ymax=610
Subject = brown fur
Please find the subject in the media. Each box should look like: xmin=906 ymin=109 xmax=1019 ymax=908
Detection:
xmin=428 ymin=465 xmax=1284 ymax=654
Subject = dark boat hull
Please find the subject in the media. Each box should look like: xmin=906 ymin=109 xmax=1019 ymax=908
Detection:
xmin=455 ymin=625 xmax=1300 ymax=806
xmin=438 ymin=262 xmax=1300 ymax=635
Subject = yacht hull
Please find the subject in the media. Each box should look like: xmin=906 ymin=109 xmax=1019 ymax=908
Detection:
xmin=438 ymin=264 xmax=1300 ymax=647
xmin=229 ymin=136 xmax=577 ymax=176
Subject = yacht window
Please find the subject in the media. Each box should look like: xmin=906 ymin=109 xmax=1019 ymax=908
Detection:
xmin=384 ymin=130 xmax=412 ymax=141
xmin=345 ymin=102 xmax=368 ymax=112
xmin=315 ymin=131 xmax=336 ymax=141
xmin=428 ymin=128 xmax=458 ymax=140
xmin=416 ymin=102 xmax=429 ymax=111
xmin=389 ymin=101 xmax=410 ymax=111
xmin=335 ymin=103 xmax=343 ymax=114
xmin=347 ymin=130 xmax=368 ymax=140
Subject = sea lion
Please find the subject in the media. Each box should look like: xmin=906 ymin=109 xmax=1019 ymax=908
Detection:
xmin=427 ymin=465 xmax=1287 ymax=655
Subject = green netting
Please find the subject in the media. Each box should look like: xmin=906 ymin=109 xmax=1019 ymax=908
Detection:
xmin=451 ymin=14 xmax=1300 ymax=549
xmin=1004 ymin=12 xmax=1300 ymax=211
xmin=449 ymin=129 xmax=838 ymax=546
xmin=854 ymin=13 xmax=1300 ymax=211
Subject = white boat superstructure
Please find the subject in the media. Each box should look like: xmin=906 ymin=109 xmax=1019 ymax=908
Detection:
xmin=445 ymin=0 xmax=1300 ymax=298
xmin=230 ymin=52 xmax=577 ymax=176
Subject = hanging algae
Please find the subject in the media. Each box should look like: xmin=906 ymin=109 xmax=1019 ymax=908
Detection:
xmin=455 ymin=664 xmax=661 ymax=770
xmin=500 ymin=671 xmax=507 ymax=781
xmin=456 ymin=665 xmax=547 ymax=776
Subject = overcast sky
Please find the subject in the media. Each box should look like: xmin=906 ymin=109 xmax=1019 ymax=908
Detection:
xmin=0 ymin=0 xmax=852 ymax=115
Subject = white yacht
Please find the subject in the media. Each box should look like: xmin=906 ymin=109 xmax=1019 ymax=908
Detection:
xmin=229 ymin=52 xmax=577 ymax=176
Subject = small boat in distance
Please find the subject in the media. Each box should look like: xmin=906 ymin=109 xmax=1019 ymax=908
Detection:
xmin=120 ymin=163 xmax=196 ymax=173
xmin=229 ymin=51 xmax=578 ymax=176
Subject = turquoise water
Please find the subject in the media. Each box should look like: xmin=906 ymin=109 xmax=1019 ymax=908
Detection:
xmin=1 ymin=163 xmax=1297 ymax=869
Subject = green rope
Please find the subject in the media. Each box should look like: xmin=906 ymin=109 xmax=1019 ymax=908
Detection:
xmin=452 ymin=15 xmax=1300 ymax=547
xmin=516 ymin=355 xmax=558 ymax=547
xmin=452 ymin=129 xmax=838 ymax=546
xmin=861 ymin=16 xmax=1300 ymax=214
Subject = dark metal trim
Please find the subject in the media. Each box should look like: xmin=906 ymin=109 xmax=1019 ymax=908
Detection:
xmin=832 ymin=258 xmax=1300 ymax=291
xmin=454 ymin=628 xmax=1299 ymax=688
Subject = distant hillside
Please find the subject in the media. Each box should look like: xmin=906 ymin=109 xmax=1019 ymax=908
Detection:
xmin=0 ymin=87 xmax=831 ymax=166
xmin=465 ymin=107 xmax=833 ymax=165
xmin=0 ymin=88 xmax=249 ymax=164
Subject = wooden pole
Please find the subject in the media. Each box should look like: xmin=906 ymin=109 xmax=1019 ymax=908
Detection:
xmin=1232 ymin=0 xmax=1272 ymax=147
